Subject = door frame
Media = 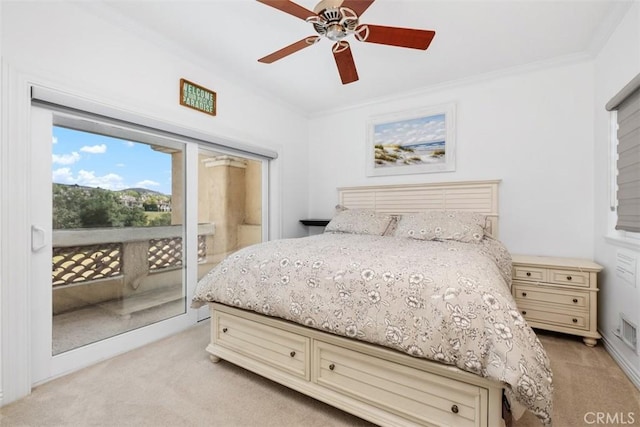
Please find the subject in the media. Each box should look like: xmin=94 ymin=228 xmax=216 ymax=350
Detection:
xmin=1 ymin=69 xmax=275 ymax=405
xmin=29 ymin=105 xmax=201 ymax=385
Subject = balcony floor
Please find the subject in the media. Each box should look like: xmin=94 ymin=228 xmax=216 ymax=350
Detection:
xmin=53 ymin=296 xmax=185 ymax=355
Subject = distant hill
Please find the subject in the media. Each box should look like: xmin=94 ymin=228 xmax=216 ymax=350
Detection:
xmin=53 ymin=183 xmax=169 ymax=198
xmin=119 ymin=188 xmax=166 ymax=196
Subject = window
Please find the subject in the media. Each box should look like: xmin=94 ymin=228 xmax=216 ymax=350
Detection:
xmin=50 ymin=124 xmax=186 ymax=354
xmin=606 ymin=73 xmax=640 ymax=238
xmin=28 ymin=85 xmax=276 ymax=382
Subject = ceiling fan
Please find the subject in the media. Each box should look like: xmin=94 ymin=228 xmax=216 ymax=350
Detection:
xmin=257 ymin=0 xmax=436 ymax=85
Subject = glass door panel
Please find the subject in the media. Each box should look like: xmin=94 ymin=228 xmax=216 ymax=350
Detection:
xmin=195 ymin=148 xmax=263 ymax=320
xmin=51 ymin=125 xmax=186 ymax=354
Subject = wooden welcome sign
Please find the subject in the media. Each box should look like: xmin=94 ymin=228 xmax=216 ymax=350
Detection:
xmin=180 ymin=78 xmax=216 ymax=116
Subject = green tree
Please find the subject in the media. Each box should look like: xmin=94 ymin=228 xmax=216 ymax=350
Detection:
xmin=147 ymin=212 xmax=172 ymax=226
xmin=143 ymin=202 xmax=159 ymax=212
xmin=52 ymin=184 xmax=149 ymax=229
xmin=78 ymin=188 xmax=119 ymax=227
xmin=121 ymin=206 xmax=148 ymax=227
xmin=52 ymin=184 xmax=83 ymax=229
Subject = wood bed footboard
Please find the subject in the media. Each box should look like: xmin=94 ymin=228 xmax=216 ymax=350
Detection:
xmin=207 ymin=303 xmax=505 ymax=427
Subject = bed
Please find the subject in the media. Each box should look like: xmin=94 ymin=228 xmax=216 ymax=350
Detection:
xmin=191 ymin=180 xmax=553 ymax=427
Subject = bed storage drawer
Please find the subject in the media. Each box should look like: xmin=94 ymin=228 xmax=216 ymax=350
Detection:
xmin=313 ymin=341 xmax=487 ymax=427
xmin=213 ymin=311 xmax=310 ymax=379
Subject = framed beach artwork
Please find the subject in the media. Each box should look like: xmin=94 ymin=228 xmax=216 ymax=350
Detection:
xmin=366 ymin=103 xmax=456 ymax=177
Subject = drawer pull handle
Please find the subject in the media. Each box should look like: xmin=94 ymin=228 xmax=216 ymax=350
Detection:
xmin=222 ymin=327 xmax=228 ymax=333
xmin=567 ymin=276 xmax=572 ymax=281
xmin=451 ymin=404 xmax=459 ymax=414
xmin=522 ymin=310 xmax=527 ymax=315
xmin=521 ymin=292 xmax=527 ymax=297
xmin=572 ymin=318 xmax=578 ymax=323
xmin=290 ymin=351 xmax=296 ymax=358
xmin=526 ymin=272 xmax=531 ymax=277
xmin=573 ymin=298 xmax=578 ymax=303
xmin=329 ymin=363 xmax=335 ymax=371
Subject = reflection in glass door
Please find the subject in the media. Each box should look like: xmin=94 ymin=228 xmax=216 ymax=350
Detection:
xmin=195 ymin=148 xmax=264 ymax=320
xmin=51 ymin=126 xmax=186 ymax=354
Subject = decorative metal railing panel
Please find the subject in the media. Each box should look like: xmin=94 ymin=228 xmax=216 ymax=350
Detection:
xmin=52 ymin=243 xmax=122 ymax=287
xmin=148 ymin=237 xmax=182 ymax=270
xmin=148 ymin=235 xmax=207 ymax=271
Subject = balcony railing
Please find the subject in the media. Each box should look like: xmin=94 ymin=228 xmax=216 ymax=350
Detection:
xmin=52 ymin=224 xmax=215 ymax=288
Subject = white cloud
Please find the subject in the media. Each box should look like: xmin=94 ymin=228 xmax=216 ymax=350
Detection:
xmin=115 ymin=163 xmax=125 ymax=168
xmin=52 ymin=152 xmax=81 ymax=165
xmin=135 ymin=179 xmax=160 ymax=189
xmin=52 ymin=168 xmax=74 ymax=183
xmin=52 ymin=136 xmax=58 ymax=144
xmin=375 ymin=116 xmax=446 ymax=146
xmin=76 ymin=170 xmax=126 ymax=190
xmin=80 ymin=144 xmax=107 ymax=154
xmin=123 ymin=141 xmax=135 ymax=148
xmin=52 ymin=168 xmax=126 ymax=190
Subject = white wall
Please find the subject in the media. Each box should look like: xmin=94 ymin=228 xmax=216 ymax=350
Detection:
xmin=594 ymin=2 xmax=640 ymax=388
xmin=2 ymin=1 xmax=310 ymax=239
xmin=308 ymin=60 xmax=596 ymax=258
xmin=0 ymin=1 xmax=309 ymax=405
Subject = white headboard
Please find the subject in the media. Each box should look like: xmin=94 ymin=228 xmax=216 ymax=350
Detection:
xmin=338 ymin=180 xmax=501 ymax=238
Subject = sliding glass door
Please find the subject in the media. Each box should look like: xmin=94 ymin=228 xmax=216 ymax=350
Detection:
xmin=50 ymin=125 xmax=187 ymax=355
xmin=30 ymin=102 xmax=269 ymax=384
xmin=194 ymin=147 xmax=265 ymax=320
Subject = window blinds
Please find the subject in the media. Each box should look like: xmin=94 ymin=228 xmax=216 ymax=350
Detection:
xmin=606 ymin=73 xmax=640 ymax=233
xmin=31 ymin=86 xmax=278 ymax=160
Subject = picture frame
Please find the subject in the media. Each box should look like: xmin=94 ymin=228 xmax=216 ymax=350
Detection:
xmin=179 ymin=78 xmax=217 ymax=116
xmin=366 ymin=103 xmax=456 ymax=177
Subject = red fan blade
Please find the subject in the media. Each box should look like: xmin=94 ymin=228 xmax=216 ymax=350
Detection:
xmin=258 ymin=36 xmax=320 ymax=63
xmin=332 ymin=41 xmax=359 ymax=85
xmin=256 ymin=0 xmax=317 ymax=21
xmin=357 ymin=24 xmax=435 ymax=50
xmin=340 ymin=0 xmax=375 ymax=17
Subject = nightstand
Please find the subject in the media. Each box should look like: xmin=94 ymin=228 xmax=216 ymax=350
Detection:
xmin=511 ymin=255 xmax=603 ymax=347
xmin=299 ymin=219 xmax=331 ymax=227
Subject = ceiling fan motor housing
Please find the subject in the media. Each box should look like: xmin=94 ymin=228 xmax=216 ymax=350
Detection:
xmin=310 ymin=0 xmax=359 ymax=41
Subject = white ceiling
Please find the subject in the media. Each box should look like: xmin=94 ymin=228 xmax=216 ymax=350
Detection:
xmin=94 ymin=0 xmax=631 ymax=116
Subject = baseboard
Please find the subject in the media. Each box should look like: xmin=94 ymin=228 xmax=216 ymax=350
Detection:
xmin=601 ymin=332 xmax=640 ymax=390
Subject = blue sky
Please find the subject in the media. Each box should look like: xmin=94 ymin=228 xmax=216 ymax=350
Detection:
xmin=374 ymin=114 xmax=446 ymax=147
xmin=52 ymin=126 xmax=172 ymax=195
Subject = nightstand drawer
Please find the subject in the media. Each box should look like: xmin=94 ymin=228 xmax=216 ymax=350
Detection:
xmin=513 ymin=266 xmax=547 ymax=282
xmin=548 ymin=269 xmax=590 ymax=288
xmin=513 ymin=283 xmax=589 ymax=310
xmin=517 ymin=304 xmax=588 ymax=330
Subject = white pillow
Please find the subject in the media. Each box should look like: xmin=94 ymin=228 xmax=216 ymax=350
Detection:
xmin=394 ymin=210 xmax=487 ymax=243
xmin=325 ymin=206 xmax=394 ymax=236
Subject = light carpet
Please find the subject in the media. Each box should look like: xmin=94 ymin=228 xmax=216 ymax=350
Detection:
xmin=1 ymin=322 xmax=639 ymax=427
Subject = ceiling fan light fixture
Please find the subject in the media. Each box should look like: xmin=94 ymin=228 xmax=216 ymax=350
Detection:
xmin=326 ymin=23 xmax=347 ymax=41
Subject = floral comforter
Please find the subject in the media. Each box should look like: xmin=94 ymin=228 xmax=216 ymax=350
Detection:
xmin=192 ymin=233 xmax=553 ymax=425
